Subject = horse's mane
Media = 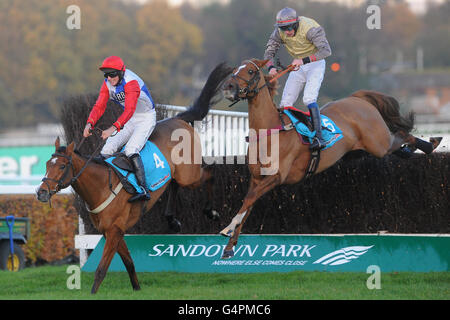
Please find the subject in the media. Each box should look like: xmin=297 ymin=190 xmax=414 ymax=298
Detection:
xmin=264 ymin=75 xmax=278 ymax=98
xmin=59 ymin=145 xmax=90 ymax=161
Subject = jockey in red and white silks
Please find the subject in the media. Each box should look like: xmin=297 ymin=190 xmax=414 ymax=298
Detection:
xmin=84 ymin=55 xmax=155 ymax=202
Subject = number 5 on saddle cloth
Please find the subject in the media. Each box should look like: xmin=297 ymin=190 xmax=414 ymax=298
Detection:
xmin=283 ymin=108 xmax=343 ymax=150
xmin=104 ymin=141 xmax=171 ymax=194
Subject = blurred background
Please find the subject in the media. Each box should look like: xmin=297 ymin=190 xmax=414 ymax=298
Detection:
xmin=0 ymin=0 xmax=448 ymax=183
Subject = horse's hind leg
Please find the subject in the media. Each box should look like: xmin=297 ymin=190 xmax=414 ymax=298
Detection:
xmin=389 ymin=133 xmax=440 ymax=158
xmin=410 ymin=136 xmax=441 ymax=154
xmin=202 ymin=166 xmax=220 ymax=221
xmin=164 ymin=181 xmax=181 ymax=232
xmin=386 ymin=131 xmax=411 ymax=154
xmin=91 ymin=225 xmax=123 ymax=294
xmin=117 ymin=237 xmax=140 ymax=291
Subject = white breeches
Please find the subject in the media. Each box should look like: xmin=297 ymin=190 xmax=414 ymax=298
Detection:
xmin=280 ymin=59 xmax=326 ymax=107
xmin=101 ymin=111 xmax=156 ymax=157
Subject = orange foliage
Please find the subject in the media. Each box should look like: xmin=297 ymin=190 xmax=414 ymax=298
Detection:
xmin=0 ymin=194 xmax=78 ymax=263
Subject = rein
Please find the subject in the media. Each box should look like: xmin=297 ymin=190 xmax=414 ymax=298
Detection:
xmin=269 ymin=64 xmax=295 ymax=83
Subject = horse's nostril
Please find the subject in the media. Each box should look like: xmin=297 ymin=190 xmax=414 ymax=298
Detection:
xmin=36 ymin=189 xmax=49 ymax=202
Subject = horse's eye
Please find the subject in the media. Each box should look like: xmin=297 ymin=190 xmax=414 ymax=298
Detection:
xmin=248 ymin=69 xmax=254 ymax=75
xmin=60 ymin=165 xmax=66 ymax=170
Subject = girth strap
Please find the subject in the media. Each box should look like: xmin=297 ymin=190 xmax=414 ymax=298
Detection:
xmin=88 ymin=182 xmax=123 ymax=214
xmin=245 ymin=122 xmax=294 ymax=143
xmin=305 ymin=149 xmax=320 ymax=179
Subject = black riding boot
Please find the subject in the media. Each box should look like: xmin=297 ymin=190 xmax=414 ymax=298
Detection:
xmin=308 ymin=103 xmax=326 ymax=151
xmin=128 ymin=153 xmax=151 ymax=203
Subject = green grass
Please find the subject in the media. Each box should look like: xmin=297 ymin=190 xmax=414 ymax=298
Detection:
xmin=0 ymin=265 xmax=448 ymax=300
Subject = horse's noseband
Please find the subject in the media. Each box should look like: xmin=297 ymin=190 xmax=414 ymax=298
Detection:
xmin=41 ymin=152 xmax=75 ymax=196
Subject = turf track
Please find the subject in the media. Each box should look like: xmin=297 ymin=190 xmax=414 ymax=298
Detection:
xmin=0 ymin=265 xmax=448 ymax=300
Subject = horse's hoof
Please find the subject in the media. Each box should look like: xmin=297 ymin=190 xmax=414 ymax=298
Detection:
xmin=221 ymin=249 xmax=234 ymax=259
xmin=430 ymin=137 xmax=442 ymax=150
xmin=204 ymin=208 xmax=220 ymax=221
xmin=168 ymin=218 xmax=181 ymax=233
xmin=219 ymin=228 xmax=233 ymax=238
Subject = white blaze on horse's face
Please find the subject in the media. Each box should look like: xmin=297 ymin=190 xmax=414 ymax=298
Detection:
xmin=233 ymin=64 xmax=246 ymax=77
xmin=44 ymin=158 xmax=58 ymax=178
xmin=223 ymin=66 xmax=246 ymax=100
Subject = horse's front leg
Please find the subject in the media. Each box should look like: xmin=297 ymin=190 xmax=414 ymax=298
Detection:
xmin=220 ymin=173 xmax=280 ymax=259
xmin=91 ymin=224 xmax=123 ymax=294
xmin=117 ymin=237 xmax=140 ymax=291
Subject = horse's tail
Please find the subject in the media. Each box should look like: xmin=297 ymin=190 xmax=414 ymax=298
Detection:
xmin=176 ymin=62 xmax=232 ymax=123
xmin=351 ymin=90 xmax=415 ymax=134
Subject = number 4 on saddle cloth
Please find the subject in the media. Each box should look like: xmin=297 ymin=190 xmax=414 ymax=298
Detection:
xmin=283 ymin=106 xmax=343 ymax=150
xmin=104 ymin=141 xmax=171 ymax=194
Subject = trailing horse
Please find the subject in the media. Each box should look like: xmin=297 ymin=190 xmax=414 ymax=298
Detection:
xmin=219 ymin=58 xmax=441 ymax=259
xmin=36 ymin=63 xmax=232 ymax=293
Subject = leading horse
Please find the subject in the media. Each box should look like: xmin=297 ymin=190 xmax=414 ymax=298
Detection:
xmin=219 ymin=58 xmax=441 ymax=259
xmin=36 ymin=63 xmax=232 ymax=293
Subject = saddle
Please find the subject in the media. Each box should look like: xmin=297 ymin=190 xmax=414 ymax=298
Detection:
xmin=282 ymin=106 xmax=343 ymax=150
xmin=103 ymin=141 xmax=172 ymax=194
xmin=244 ymin=105 xmax=344 ymax=178
xmin=111 ymin=152 xmax=134 ymax=172
xmin=282 ymin=106 xmax=313 ymax=133
xmin=103 ymin=153 xmax=139 ymax=194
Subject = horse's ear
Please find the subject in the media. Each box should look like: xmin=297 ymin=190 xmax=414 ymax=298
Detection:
xmin=67 ymin=142 xmax=75 ymax=155
xmin=55 ymin=137 xmax=60 ymax=150
xmin=255 ymin=59 xmax=270 ymax=68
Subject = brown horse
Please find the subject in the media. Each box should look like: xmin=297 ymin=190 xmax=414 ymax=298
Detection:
xmin=219 ymin=58 xmax=442 ymax=258
xmin=36 ymin=63 xmax=232 ymax=293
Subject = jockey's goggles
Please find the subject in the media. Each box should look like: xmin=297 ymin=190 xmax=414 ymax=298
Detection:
xmin=279 ymin=24 xmax=296 ymax=31
xmin=104 ymin=71 xmax=120 ymax=78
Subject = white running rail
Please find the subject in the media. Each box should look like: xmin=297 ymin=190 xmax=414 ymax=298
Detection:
xmin=163 ymin=105 xmax=249 ymax=157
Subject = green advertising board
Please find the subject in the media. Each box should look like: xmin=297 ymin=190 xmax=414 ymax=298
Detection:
xmin=82 ymin=234 xmax=450 ymax=273
xmin=0 ymin=145 xmax=53 ymax=184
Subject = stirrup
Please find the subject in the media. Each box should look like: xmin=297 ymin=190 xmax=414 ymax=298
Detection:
xmin=309 ymin=136 xmax=325 ymax=151
xmin=128 ymin=189 xmax=151 ymax=203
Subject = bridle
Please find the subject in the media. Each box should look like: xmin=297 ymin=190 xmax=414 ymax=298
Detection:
xmin=41 ymin=151 xmax=76 ymax=198
xmin=40 ymin=128 xmax=103 ymax=204
xmin=227 ymin=60 xmax=292 ymax=129
xmin=227 ymin=60 xmax=269 ymax=107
